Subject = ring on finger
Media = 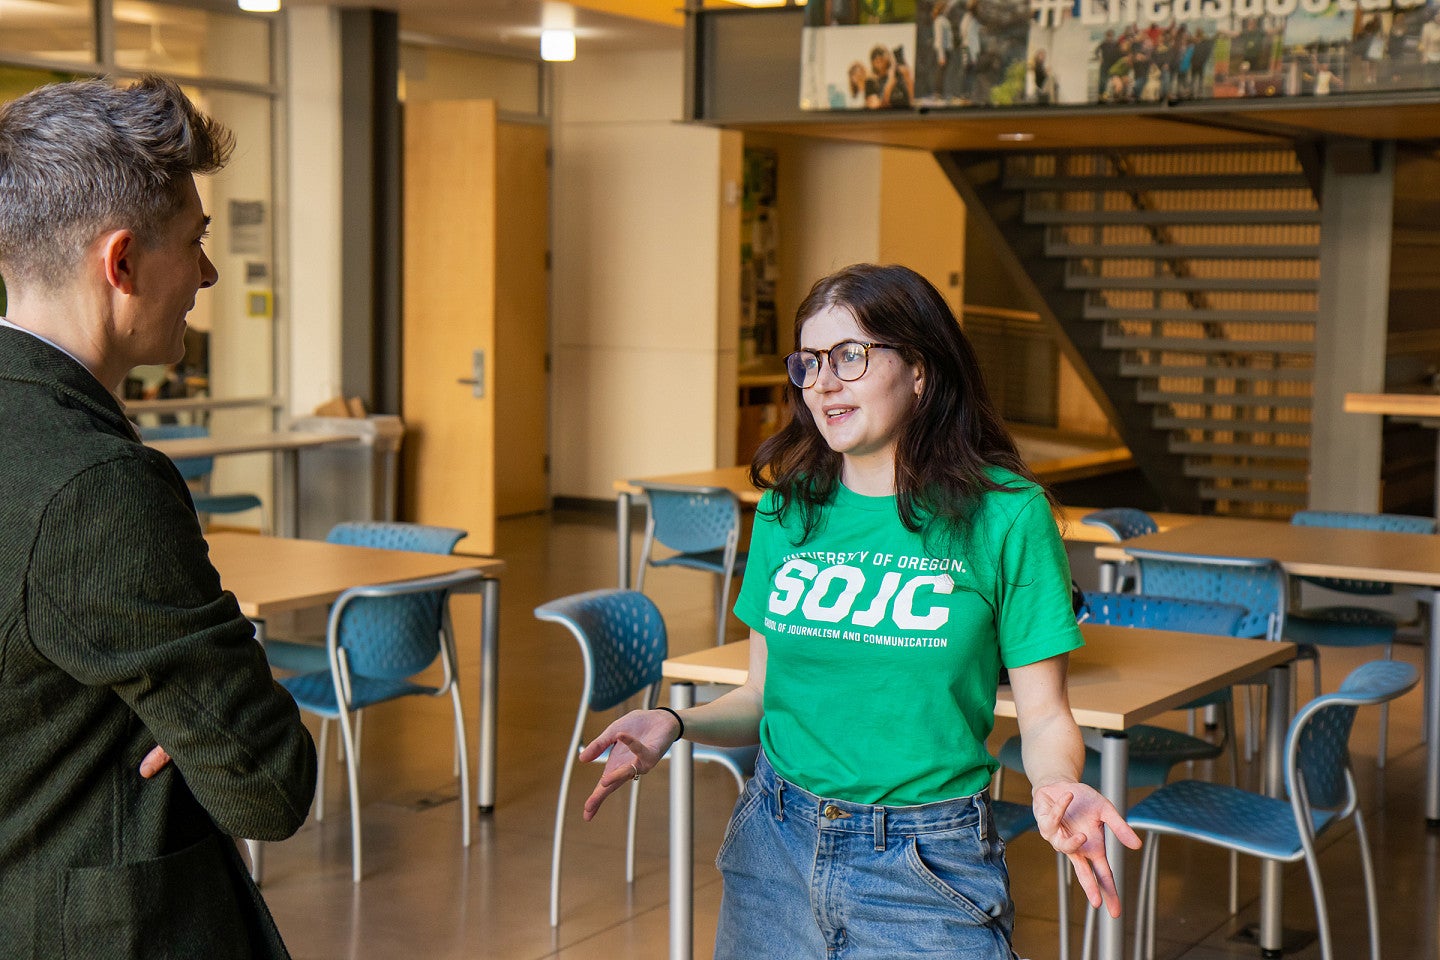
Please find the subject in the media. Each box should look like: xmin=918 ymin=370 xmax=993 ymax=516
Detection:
xmin=629 ymin=762 xmax=640 ymax=781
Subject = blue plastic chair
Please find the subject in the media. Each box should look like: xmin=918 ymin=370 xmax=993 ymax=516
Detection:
xmin=1000 ymin=592 xmax=1249 ymax=791
xmin=535 ymin=589 xmax=758 ymax=927
xmin=1081 ymin=508 xmax=1159 ymax=592
xmin=139 ymin=423 xmax=266 ymax=528
xmin=1127 ymin=549 xmax=1297 ymax=763
xmin=1285 ymin=510 xmax=1436 ymax=767
xmin=263 ymin=522 xmax=467 ymax=675
xmin=996 ymin=591 xmax=1249 ymax=955
xmin=634 ymin=482 xmax=748 ymax=646
xmin=1128 ymin=659 xmax=1419 ymax=960
xmin=277 ymin=548 xmax=481 ymax=883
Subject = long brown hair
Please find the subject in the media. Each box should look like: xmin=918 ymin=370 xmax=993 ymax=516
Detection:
xmin=751 ymin=263 xmax=1052 ymax=548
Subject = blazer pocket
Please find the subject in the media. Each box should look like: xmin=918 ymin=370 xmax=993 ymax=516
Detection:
xmin=63 ymin=833 xmax=251 ymax=960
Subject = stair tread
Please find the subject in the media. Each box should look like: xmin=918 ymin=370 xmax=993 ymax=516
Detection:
xmin=1086 ymin=305 xmax=1317 ymax=323
xmin=1047 ymin=243 xmax=1319 ymax=259
xmin=1136 ymin=389 xmax=1312 ymax=408
xmin=1120 ymin=362 xmax=1312 ymax=380
xmin=1104 ymin=333 xmax=1315 ymax=354
xmin=1007 ymin=173 xmax=1310 ymax=191
xmin=1067 ymin=274 xmax=1318 ymax=292
xmin=1025 ymin=208 xmax=1321 ymax=225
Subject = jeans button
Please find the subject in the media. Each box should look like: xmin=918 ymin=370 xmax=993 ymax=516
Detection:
xmin=822 ymin=804 xmax=849 ymax=820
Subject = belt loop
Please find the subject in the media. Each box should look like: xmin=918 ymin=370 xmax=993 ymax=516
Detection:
xmin=873 ymin=806 xmax=886 ymax=852
xmin=976 ymin=793 xmax=990 ymax=841
xmin=774 ymin=778 xmax=785 ymax=821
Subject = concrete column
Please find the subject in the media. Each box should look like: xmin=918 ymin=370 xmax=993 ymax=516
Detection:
xmin=1310 ymin=139 xmax=1394 ymax=511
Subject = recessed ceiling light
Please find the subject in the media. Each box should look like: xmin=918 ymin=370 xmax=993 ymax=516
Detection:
xmin=998 ymin=132 xmax=1034 ymax=142
xmin=237 ymin=0 xmax=280 ymax=11
xmin=541 ymin=29 xmax=575 ymax=62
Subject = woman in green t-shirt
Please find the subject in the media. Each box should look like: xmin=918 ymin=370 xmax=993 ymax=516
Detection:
xmin=580 ymin=263 xmax=1139 ymax=958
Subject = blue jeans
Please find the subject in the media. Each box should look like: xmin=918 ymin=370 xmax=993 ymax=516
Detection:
xmin=715 ymin=750 xmax=1017 ymax=959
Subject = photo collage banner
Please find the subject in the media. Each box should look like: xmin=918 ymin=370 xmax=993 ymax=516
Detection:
xmin=799 ymin=0 xmax=1440 ymax=110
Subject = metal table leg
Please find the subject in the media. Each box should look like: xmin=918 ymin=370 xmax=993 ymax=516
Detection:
xmin=617 ymin=491 xmax=632 ymax=589
xmin=477 ymin=577 xmax=500 ymax=814
xmin=1428 ymin=588 xmax=1440 ymax=825
xmin=669 ymin=681 xmax=695 ymax=960
xmin=1097 ymin=732 xmax=1130 ymax=960
xmin=1260 ymin=663 xmax=1291 ymax=955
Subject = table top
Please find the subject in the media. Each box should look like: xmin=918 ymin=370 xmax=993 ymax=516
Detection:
xmin=663 ymin=623 xmax=1294 ymax=731
xmin=1095 ymin=518 xmax=1440 ymax=588
xmin=1344 ymin=391 xmax=1440 ymax=420
xmin=126 ymin=395 xmax=280 ymax=415
xmin=148 ymin=431 xmax=355 ymax=459
xmin=207 ymin=532 xmax=504 ymax=618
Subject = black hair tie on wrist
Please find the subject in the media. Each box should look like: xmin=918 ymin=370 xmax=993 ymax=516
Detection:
xmin=656 ymin=706 xmax=685 ymax=741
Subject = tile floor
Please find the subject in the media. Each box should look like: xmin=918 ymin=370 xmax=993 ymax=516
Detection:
xmin=257 ymin=509 xmax=1440 ymax=960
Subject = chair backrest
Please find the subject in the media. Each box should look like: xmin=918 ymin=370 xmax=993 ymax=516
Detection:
xmin=1290 ymin=510 xmax=1437 ymax=596
xmin=326 ymin=522 xmax=467 ymax=679
xmin=533 ymin=589 xmax=668 ymax=712
xmin=1285 ymin=659 xmax=1418 ymax=811
xmin=1081 ymin=507 xmax=1159 ymax=541
xmin=1128 ymin=549 xmax=1288 ymax=640
xmin=1080 ymin=592 xmax=1248 ymax=636
xmin=138 ymin=422 xmax=213 ymax=480
xmin=638 ymin=484 xmax=741 ymax=556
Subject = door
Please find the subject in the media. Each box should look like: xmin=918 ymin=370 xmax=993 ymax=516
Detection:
xmin=402 ymin=100 xmax=549 ymax=555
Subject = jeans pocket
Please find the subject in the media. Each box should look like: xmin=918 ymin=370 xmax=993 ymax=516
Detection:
xmin=62 ymin=833 xmax=250 ymax=960
xmin=714 ymin=777 xmax=768 ymax=869
xmin=904 ymin=829 xmax=1012 ymax=927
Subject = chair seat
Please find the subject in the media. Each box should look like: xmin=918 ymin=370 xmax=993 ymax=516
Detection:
xmin=991 ymin=799 xmax=1037 ymax=842
xmin=1127 ymin=778 xmax=1334 ymax=861
xmin=280 ymin=670 xmax=436 ymax=716
xmin=193 ymin=492 xmax=264 ymax=514
xmin=264 ymin=638 xmax=329 ymax=674
xmin=1285 ymin=606 xmax=1399 ymax=648
xmin=650 ymin=550 xmax=747 ymax=577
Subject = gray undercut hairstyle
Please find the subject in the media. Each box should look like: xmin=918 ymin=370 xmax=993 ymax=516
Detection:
xmin=0 ymin=74 xmax=234 ymax=290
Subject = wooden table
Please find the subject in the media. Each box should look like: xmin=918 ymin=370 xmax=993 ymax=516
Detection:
xmin=1098 ymin=517 xmax=1440 ymax=830
xmin=660 ymin=625 xmax=1296 ymax=960
xmin=207 ymin=532 xmax=506 ymax=812
xmin=1345 ymin=391 xmax=1440 ymax=520
xmin=148 ymin=431 xmax=356 ymax=537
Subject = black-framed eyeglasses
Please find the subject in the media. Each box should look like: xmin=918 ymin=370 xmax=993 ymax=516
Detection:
xmin=784 ymin=340 xmax=899 ymax=389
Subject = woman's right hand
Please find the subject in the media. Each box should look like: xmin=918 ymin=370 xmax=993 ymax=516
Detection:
xmin=576 ymin=708 xmax=684 ymax=821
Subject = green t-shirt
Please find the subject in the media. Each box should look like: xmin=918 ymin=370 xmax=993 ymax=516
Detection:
xmin=733 ymin=471 xmax=1083 ymax=806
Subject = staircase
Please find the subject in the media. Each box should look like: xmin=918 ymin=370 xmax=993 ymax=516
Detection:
xmin=940 ymin=147 xmax=1320 ymax=518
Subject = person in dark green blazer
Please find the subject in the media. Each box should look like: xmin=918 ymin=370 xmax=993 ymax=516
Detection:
xmin=0 ymin=76 xmax=316 ymax=958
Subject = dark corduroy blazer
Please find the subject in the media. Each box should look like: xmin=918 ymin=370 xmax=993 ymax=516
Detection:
xmin=0 ymin=326 xmax=316 ymax=959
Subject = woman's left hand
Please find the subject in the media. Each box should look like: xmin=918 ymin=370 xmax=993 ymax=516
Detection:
xmin=1032 ymin=780 xmax=1141 ymax=918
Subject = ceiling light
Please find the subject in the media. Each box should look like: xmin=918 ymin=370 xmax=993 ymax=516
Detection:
xmin=997 ymin=132 xmax=1034 ymax=142
xmin=238 ymin=0 xmax=280 ymax=10
xmin=541 ymin=29 xmax=575 ymax=62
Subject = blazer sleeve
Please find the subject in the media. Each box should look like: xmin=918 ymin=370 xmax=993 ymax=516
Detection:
xmin=26 ymin=454 xmax=316 ymax=841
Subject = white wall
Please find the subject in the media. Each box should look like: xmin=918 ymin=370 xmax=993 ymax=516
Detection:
xmin=283 ymin=6 xmax=344 ymax=418
xmin=550 ymin=47 xmax=738 ymax=499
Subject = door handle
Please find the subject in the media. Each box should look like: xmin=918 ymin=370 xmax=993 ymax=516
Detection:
xmin=456 ymin=349 xmax=485 ymax=398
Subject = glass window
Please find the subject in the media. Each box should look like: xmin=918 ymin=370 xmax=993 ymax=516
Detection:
xmin=113 ymin=1 xmax=271 ymax=86
xmin=0 ymin=0 xmax=95 ymax=63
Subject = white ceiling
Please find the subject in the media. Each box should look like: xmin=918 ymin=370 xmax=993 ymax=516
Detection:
xmin=289 ymin=0 xmax=683 ymax=58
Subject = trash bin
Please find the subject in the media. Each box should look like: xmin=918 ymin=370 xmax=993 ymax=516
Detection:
xmin=291 ymin=415 xmax=405 ymax=540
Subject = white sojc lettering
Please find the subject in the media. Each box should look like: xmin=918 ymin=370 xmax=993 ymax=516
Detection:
xmin=769 ymin=560 xmax=953 ymax=631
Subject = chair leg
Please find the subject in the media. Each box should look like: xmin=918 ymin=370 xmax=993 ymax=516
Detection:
xmin=625 ymin=776 xmax=641 ymax=884
xmin=550 ymin=753 xmax=577 ymax=927
xmin=1300 ymin=843 xmax=1334 ymax=960
xmin=336 ymin=708 xmax=363 ymax=883
xmin=1378 ymin=641 xmax=1394 ymax=769
xmin=1353 ymin=808 xmax=1382 ymax=960
xmin=450 ymin=685 xmax=472 ymax=848
xmin=315 ymin=718 xmax=330 ymax=822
